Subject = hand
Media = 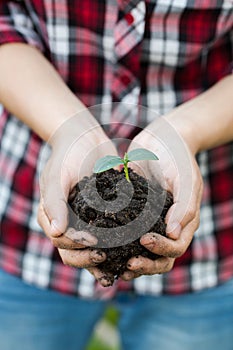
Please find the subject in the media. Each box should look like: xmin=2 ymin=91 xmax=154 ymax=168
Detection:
xmin=38 ymin=111 xmax=117 ymax=286
xmin=121 ymin=116 xmax=203 ymax=280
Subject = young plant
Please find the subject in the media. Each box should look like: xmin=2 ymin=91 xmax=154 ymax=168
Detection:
xmin=94 ymin=148 xmax=159 ymax=182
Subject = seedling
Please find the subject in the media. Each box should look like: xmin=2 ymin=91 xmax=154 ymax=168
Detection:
xmin=94 ymin=148 xmax=159 ymax=182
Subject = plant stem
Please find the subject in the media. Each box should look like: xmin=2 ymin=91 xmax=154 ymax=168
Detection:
xmin=123 ymin=153 xmax=130 ymax=182
xmin=124 ymin=162 xmax=130 ymax=182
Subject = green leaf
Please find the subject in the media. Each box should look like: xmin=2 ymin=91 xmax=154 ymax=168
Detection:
xmin=127 ymin=148 xmax=159 ymax=162
xmin=94 ymin=155 xmax=124 ymax=173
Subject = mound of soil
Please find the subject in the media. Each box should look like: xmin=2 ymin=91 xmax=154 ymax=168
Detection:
xmin=68 ymin=168 xmax=173 ymax=282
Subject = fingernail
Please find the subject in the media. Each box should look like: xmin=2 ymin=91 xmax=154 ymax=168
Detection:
xmin=121 ymin=271 xmax=134 ymax=280
xmin=143 ymin=244 xmax=154 ymax=251
xmin=90 ymin=250 xmax=105 ymax=263
xmin=98 ymin=275 xmax=114 ymax=287
xmin=166 ymin=222 xmax=181 ymax=236
xmin=140 ymin=233 xmax=155 ymax=246
xmin=51 ymin=220 xmax=63 ymax=237
xmin=128 ymin=261 xmax=141 ymax=271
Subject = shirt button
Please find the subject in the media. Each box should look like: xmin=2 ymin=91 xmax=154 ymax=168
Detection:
xmin=124 ymin=13 xmax=134 ymax=25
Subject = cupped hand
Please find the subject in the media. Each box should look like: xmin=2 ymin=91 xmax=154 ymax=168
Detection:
xmin=121 ymin=116 xmax=203 ymax=280
xmin=37 ymin=111 xmax=117 ymax=285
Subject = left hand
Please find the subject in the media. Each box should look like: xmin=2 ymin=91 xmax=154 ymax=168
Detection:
xmin=121 ymin=116 xmax=203 ymax=280
xmin=38 ymin=112 xmax=118 ymax=286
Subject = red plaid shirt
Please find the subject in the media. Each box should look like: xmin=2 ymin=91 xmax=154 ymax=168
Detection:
xmin=0 ymin=0 xmax=233 ymax=298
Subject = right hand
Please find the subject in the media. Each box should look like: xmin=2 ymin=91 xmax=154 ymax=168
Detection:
xmin=120 ymin=118 xmax=203 ymax=280
xmin=37 ymin=111 xmax=117 ymax=286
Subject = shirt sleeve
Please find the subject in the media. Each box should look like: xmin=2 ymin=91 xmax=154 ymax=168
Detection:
xmin=0 ymin=1 xmax=44 ymax=51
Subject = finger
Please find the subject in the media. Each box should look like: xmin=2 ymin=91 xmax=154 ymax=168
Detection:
xmin=38 ymin=203 xmax=97 ymax=248
xmin=58 ymin=248 xmax=106 ymax=268
xmin=64 ymin=228 xmax=98 ymax=246
xmin=165 ymin=178 xmax=203 ymax=239
xmin=88 ymin=267 xmax=115 ymax=287
xmin=51 ymin=229 xmax=97 ymax=249
xmin=37 ymin=200 xmax=63 ymax=239
xmin=120 ymin=270 xmax=136 ymax=281
xmin=126 ymin=256 xmax=175 ymax=275
xmin=141 ymin=215 xmax=199 ymax=258
xmin=40 ymin=173 xmax=68 ymax=237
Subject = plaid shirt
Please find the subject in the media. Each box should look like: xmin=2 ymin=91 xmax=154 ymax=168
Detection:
xmin=0 ymin=0 xmax=233 ymax=299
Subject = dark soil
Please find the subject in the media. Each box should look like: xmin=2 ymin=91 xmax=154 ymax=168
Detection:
xmin=68 ymin=168 xmax=173 ymax=282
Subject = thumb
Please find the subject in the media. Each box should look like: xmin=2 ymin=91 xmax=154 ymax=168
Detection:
xmin=39 ymin=177 xmax=68 ymax=237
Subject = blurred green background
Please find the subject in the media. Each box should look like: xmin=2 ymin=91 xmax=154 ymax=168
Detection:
xmin=86 ymin=306 xmax=120 ymax=350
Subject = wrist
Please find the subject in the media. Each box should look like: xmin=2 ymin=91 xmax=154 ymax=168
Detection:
xmin=164 ymin=75 xmax=233 ymax=154
xmin=49 ymin=109 xmax=107 ymax=151
xmin=164 ymin=108 xmax=201 ymax=156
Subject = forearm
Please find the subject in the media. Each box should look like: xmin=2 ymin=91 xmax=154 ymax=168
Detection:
xmin=0 ymin=43 xmax=98 ymax=142
xmin=165 ymin=75 xmax=233 ymax=154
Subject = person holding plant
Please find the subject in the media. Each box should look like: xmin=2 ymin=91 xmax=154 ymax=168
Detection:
xmin=0 ymin=1 xmax=233 ymax=349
